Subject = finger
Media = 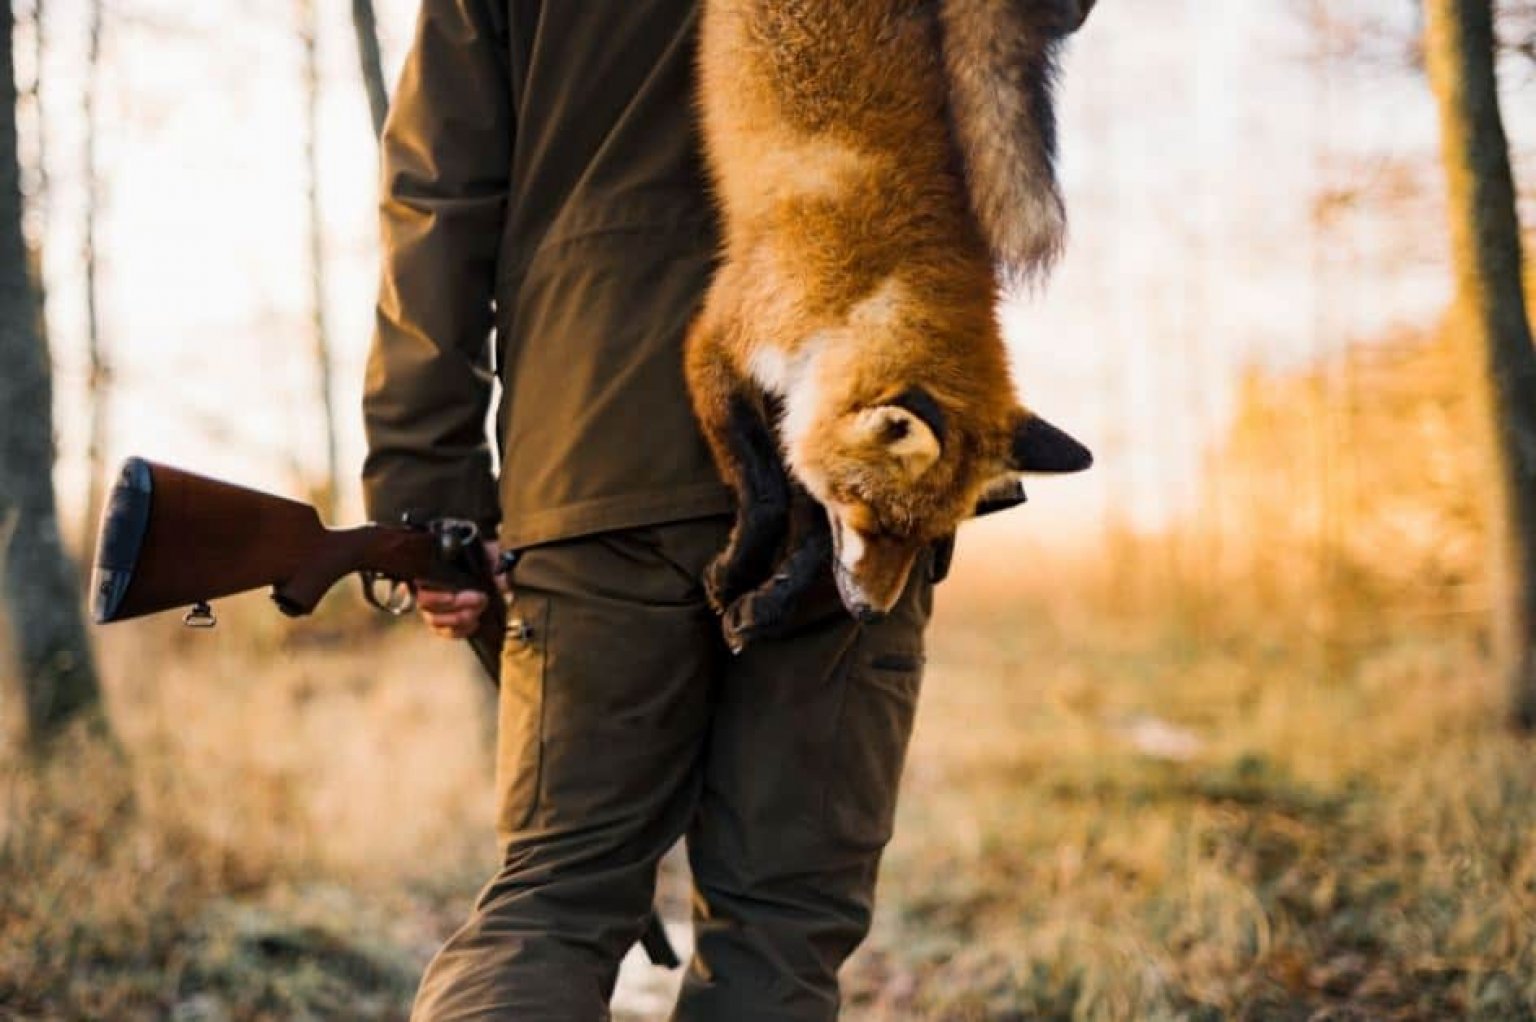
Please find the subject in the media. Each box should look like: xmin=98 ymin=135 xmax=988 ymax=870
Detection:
xmin=426 ymin=615 xmax=475 ymax=639
xmin=422 ymin=608 xmax=481 ymax=632
xmin=416 ymin=587 xmax=457 ymax=612
xmin=418 ymin=588 xmax=487 ymax=613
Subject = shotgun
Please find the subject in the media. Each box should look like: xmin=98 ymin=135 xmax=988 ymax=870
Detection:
xmin=89 ymin=456 xmax=682 ymax=970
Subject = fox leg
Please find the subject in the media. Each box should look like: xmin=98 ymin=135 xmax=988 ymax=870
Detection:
xmin=705 ymin=393 xmax=791 ymax=613
xmin=685 ymin=316 xmax=791 ymax=616
xmin=722 ymin=487 xmax=832 ymax=651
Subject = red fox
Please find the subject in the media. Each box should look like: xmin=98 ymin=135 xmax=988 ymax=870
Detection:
xmin=687 ymin=0 xmax=1097 ymax=645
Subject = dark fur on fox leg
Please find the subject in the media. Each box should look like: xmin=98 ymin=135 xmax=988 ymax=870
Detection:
xmin=703 ymin=391 xmax=791 ymax=615
xmin=722 ymin=489 xmax=832 ymax=652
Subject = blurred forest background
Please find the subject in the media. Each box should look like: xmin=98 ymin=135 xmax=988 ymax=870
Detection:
xmin=2 ymin=0 xmax=1535 ymax=1019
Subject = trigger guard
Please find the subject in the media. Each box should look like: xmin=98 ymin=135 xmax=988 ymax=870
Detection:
xmin=361 ymin=571 xmax=417 ymax=616
xmin=386 ymin=581 xmax=417 ymax=615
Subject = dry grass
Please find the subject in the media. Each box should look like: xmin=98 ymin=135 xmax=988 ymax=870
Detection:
xmin=0 ymin=596 xmax=499 ymax=1020
xmin=844 ymin=547 xmax=1536 ymax=1021
xmin=3 ymin=519 xmax=1535 ymax=1019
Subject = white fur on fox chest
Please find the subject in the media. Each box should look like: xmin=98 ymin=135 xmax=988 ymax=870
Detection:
xmin=743 ymin=278 xmax=909 ymax=460
xmin=746 ymin=343 xmax=824 ymax=460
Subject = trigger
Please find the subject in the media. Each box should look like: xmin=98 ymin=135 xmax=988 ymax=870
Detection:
xmin=385 ymin=580 xmax=417 ymax=615
xmin=361 ymin=571 xmax=417 ymax=616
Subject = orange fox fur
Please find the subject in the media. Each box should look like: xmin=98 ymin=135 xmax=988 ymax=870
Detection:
xmin=687 ymin=0 xmax=1095 ymax=636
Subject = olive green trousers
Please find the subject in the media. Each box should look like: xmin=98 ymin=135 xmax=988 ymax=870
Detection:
xmin=410 ymin=518 xmax=933 ymax=1021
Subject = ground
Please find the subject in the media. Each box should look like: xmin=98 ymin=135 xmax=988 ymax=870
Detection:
xmin=2 ymin=551 xmax=1534 ymax=1020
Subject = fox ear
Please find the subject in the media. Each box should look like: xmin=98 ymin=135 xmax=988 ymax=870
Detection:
xmin=1008 ymin=413 xmax=1093 ymax=473
xmin=855 ymin=406 xmax=941 ymax=478
xmin=1069 ymin=0 xmax=1097 ymax=33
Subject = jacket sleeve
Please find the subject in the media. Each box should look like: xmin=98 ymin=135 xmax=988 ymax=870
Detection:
xmin=361 ymin=0 xmax=512 ymax=532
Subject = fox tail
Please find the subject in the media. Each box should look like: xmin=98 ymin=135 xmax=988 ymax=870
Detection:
xmin=938 ymin=0 xmax=1092 ymax=286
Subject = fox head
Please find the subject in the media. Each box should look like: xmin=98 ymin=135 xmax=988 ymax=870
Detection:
xmin=788 ymin=387 xmax=1091 ymax=621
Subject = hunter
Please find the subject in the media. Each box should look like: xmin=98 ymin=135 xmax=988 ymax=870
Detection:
xmin=361 ymin=1 xmax=1085 ymax=1017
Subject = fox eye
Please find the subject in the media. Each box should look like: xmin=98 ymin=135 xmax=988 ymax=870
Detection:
xmin=861 ymin=514 xmax=901 ymax=542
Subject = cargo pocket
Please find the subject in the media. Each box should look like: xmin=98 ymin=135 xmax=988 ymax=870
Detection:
xmin=494 ymin=594 xmax=551 ymax=844
xmin=822 ymin=638 xmax=926 ymax=852
xmin=529 ymin=589 xmax=712 ymax=832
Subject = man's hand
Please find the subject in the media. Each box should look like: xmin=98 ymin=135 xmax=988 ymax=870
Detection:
xmin=417 ymin=541 xmax=506 ymax=640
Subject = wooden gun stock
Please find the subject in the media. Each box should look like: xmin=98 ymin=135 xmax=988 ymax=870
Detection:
xmin=90 ymin=457 xmax=505 ymax=679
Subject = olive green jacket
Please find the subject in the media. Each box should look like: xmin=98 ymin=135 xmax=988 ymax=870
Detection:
xmin=362 ymin=0 xmax=732 ymax=548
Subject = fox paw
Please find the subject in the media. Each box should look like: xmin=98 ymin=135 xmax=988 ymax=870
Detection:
xmin=721 ymin=598 xmax=763 ymax=654
xmin=720 ymin=583 xmax=795 ymax=654
xmin=721 ymin=604 xmax=753 ymax=655
xmin=706 ymin=553 xmax=764 ymax=618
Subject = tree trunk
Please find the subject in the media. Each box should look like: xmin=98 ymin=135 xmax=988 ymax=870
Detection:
xmin=79 ymin=0 xmax=107 ymax=559
xmin=351 ymin=0 xmax=388 ymax=139
xmin=0 ymin=3 xmax=108 ymax=748
xmin=299 ymin=0 xmax=339 ymax=521
xmin=1424 ymin=0 xmax=1536 ymax=728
